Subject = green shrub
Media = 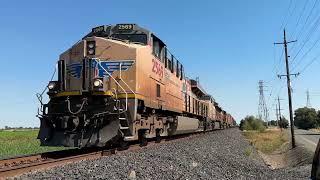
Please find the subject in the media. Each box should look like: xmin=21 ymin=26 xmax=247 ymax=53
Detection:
xmin=240 ymin=116 xmax=266 ymax=132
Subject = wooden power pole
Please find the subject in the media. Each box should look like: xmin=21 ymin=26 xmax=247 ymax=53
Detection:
xmin=274 ymin=29 xmax=298 ymax=148
xmin=277 ymin=96 xmax=283 ymax=131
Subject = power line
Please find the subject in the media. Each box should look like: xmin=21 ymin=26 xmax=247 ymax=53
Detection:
xmin=271 ymin=44 xmax=279 ymax=75
xmin=268 ymin=47 xmax=284 ymax=101
xmin=268 ymin=46 xmax=282 ymax=103
xmin=290 ymin=0 xmax=319 ymax=52
xmin=272 ymin=47 xmax=285 ymax=76
xmin=295 ymin=47 xmax=320 ymax=74
xmin=284 ymin=0 xmax=298 ymax=30
xmin=290 ymin=0 xmax=310 ymax=39
xmin=277 ymin=0 xmax=297 ymax=69
xmin=292 ymin=36 xmax=320 ymax=72
xmin=290 ymin=13 xmax=320 ymax=66
xmin=280 ymin=0 xmax=294 ymax=30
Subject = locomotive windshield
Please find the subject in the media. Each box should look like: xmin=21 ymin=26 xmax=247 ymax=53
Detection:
xmin=110 ymin=34 xmax=147 ymax=45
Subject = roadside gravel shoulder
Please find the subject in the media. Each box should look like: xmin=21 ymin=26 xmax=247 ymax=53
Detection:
xmin=19 ymin=129 xmax=311 ymax=180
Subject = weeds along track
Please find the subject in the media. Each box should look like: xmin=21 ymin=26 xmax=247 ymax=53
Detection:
xmin=0 ymin=129 xmax=219 ymax=179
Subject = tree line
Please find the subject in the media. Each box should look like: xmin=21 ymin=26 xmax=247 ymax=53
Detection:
xmin=2 ymin=126 xmax=39 ymax=130
xmin=294 ymin=107 xmax=320 ymax=130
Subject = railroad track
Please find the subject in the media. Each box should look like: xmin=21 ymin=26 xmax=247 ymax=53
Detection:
xmin=0 ymin=147 xmax=116 ymax=179
xmin=0 ymin=129 xmax=224 ymax=179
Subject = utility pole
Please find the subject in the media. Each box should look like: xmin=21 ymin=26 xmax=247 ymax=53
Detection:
xmin=277 ymin=96 xmax=283 ymax=131
xmin=275 ymin=104 xmax=279 ymax=125
xmin=274 ymin=29 xmax=298 ymax=148
xmin=258 ymin=80 xmax=269 ymax=126
xmin=306 ymin=89 xmax=311 ymax=108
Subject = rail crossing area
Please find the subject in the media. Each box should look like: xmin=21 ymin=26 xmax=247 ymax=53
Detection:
xmin=1 ymin=129 xmax=310 ymax=179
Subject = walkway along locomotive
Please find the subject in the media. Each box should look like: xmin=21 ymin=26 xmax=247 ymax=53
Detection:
xmin=37 ymin=24 xmax=236 ymax=148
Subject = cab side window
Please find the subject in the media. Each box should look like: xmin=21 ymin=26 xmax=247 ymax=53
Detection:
xmin=152 ymin=35 xmax=165 ymax=62
xmin=180 ymin=64 xmax=184 ymax=80
xmin=166 ymin=49 xmax=173 ymax=72
xmin=160 ymin=48 xmax=165 ymax=63
xmin=172 ymin=57 xmax=176 ymax=74
xmin=153 ymin=40 xmax=160 ymax=58
xmin=176 ymin=60 xmax=180 ymax=78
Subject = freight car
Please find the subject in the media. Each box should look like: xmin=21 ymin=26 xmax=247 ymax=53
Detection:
xmin=36 ymin=24 xmax=236 ymax=148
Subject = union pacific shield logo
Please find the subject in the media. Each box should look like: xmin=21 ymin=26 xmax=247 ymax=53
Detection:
xmin=67 ymin=63 xmax=82 ymax=78
xmin=92 ymin=60 xmax=135 ymax=78
xmin=66 ymin=60 xmax=135 ymax=79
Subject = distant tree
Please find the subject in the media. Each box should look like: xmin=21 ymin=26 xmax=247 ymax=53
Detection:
xmin=4 ymin=126 xmax=9 ymax=129
xmin=317 ymin=110 xmax=320 ymax=125
xmin=263 ymin=121 xmax=268 ymax=127
xmin=294 ymin=107 xmax=319 ymax=130
xmin=269 ymin=120 xmax=277 ymax=126
xmin=239 ymin=120 xmax=245 ymax=130
xmin=239 ymin=115 xmax=266 ymax=132
xmin=279 ymin=116 xmax=289 ymax=129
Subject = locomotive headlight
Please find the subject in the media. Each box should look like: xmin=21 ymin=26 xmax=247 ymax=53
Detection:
xmin=88 ymin=43 xmax=95 ymax=49
xmin=88 ymin=49 xmax=95 ymax=55
xmin=48 ymin=82 xmax=56 ymax=90
xmin=86 ymin=41 xmax=96 ymax=55
xmin=93 ymin=79 xmax=103 ymax=87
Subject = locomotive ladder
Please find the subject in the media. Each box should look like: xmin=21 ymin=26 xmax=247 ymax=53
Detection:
xmin=117 ymin=62 xmax=136 ymax=136
xmin=95 ymin=59 xmax=134 ymax=137
xmin=118 ymin=106 xmax=131 ymax=136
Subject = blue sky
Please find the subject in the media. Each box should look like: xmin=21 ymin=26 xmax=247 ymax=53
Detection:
xmin=1 ymin=0 xmax=319 ymax=128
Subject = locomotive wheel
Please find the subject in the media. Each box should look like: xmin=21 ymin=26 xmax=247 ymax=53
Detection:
xmin=118 ymin=139 xmax=129 ymax=150
xmin=155 ymin=129 xmax=161 ymax=143
xmin=138 ymin=130 xmax=148 ymax=147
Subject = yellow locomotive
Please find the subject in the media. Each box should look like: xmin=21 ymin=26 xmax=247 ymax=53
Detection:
xmin=37 ymin=24 xmax=235 ymax=147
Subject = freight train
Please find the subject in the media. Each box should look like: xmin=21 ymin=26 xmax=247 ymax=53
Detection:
xmin=36 ymin=24 xmax=236 ymax=148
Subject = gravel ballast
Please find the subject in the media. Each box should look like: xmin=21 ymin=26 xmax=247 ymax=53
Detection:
xmin=19 ymin=129 xmax=311 ymax=179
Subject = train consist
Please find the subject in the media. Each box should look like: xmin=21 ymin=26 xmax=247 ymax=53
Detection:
xmin=37 ymin=24 xmax=236 ymax=148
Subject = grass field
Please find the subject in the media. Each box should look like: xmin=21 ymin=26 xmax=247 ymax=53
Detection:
xmin=243 ymin=128 xmax=289 ymax=154
xmin=0 ymin=130 xmax=67 ymax=159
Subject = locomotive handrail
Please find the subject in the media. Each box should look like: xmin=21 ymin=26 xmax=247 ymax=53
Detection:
xmin=119 ymin=62 xmax=136 ymax=96
xmin=93 ymin=58 xmax=128 ymax=112
xmin=36 ymin=64 xmax=57 ymax=116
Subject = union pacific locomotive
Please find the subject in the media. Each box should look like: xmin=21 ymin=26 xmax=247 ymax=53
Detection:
xmin=37 ymin=24 xmax=236 ymax=148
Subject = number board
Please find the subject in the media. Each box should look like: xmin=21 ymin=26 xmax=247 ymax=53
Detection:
xmin=117 ymin=24 xmax=134 ymax=31
xmin=92 ymin=26 xmax=105 ymax=33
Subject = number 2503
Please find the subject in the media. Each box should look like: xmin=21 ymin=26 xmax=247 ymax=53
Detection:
xmin=119 ymin=25 xmax=132 ymax=30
